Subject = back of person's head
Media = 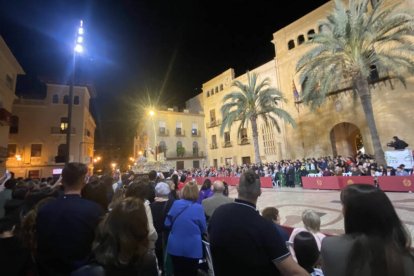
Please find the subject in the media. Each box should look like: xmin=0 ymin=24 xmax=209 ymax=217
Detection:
xmin=261 ymin=207 xmax=280 ymax=224
xmin=238 ymin=170 xmax=261 ymax=200
xmin=93 ymin=198 xmax=149 ymax=266
xmin=82 ymin=180 xmax=109 ymax=210
xmin=155 ymin=182 xmax=170 ymax=198
xmin=212 ymin=180 xmax=225 ymax=193
xmin=125 ymin=179 xmax=149 ymax=201
xmin=4 ymin=179 xmax=17 ymax=190
xmin=182 ymin=181 xmax=199 ymax=202
xmin=148 ymin=170 xmax=157 ymax=181
xmin=62 ymin=163 xmax=87 ymax=188
xmin=341 ymin=184 xmax=410 ymax=276
xmin=341 ymin=184 xmax=406 ymax=240
xmin=180 ymin=174 xmax=187 ymax=183
xmin=302 ymin=210 xmax=321 ymax=233
xmin=201 ymin=179 xmax=212 ymax=190
xmin=293 ymin=231 xmax=320 ymax=273
xmin=171 ymin=174 xmax=179 ymax=187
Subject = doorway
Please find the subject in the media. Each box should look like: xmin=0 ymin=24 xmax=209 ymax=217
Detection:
xmin=330 ymin=122 xmax=363 ymax=157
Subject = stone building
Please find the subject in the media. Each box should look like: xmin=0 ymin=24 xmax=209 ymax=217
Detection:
xmin=6 ymin=83 xmax=96 ymax=177
xmin=136 ymin=108 xmax=206 ymax=170
xmin=0 ymin=36 xmax=25 ymax=172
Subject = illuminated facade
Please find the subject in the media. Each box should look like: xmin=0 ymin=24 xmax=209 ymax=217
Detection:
xmin=0 ymin=36 xmax=25 ymax=173
xmin=6 ymin=83 xmax=96 ymax=178
xmin=135 ymin=108 xmax=206 ymax=170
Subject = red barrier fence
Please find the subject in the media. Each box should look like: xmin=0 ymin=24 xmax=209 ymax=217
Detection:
xmin=302 ymin=176 xmax=414 ymax=192
xmin=186 ymin=177 xmax=273 ymax=188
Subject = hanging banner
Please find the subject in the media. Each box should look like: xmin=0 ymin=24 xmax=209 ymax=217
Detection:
xmin=385 ymin=149 xmax=413 ymax=169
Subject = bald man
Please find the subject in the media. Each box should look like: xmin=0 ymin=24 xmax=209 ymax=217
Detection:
xmin=202 ymin=180 xmax=234 ymax=220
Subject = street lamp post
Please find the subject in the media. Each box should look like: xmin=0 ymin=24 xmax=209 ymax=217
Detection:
xmin=66 ymin=20 xmax=84 ymax=164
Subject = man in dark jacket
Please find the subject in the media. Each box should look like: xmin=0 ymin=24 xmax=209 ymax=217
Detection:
xmin=387 ymin=136 xmax=409 ymax=150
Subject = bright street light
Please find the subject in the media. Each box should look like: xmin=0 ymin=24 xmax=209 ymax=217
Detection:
xmin=149 ymin=110 xmax=155 ymax=117
xmin=66 ymin=19 xmax=85 ymax=164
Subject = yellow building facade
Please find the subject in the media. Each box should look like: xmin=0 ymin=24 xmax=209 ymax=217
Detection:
xmin=137 ymin=108 xmax=207 ymax=170
xmin=6 ymin=83 xmax=96 ymax=177
xmin=0 ymin=36 xmax=24 ymax=173
xmin=271 ymin=0 xmax=414 ymax=159
xmin=137 ymin=0 xmax=414 ymax=169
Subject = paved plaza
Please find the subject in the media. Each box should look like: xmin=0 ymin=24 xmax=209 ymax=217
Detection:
xmin=228 ymin=186 xmax=414 ymax=241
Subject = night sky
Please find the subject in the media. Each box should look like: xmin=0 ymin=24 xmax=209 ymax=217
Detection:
xmin=1 ymin=0 xmax=329 ymax=160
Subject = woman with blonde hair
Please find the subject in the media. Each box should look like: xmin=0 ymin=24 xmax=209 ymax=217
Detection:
xmin=165 ymin=180 xmax=206 ymax=276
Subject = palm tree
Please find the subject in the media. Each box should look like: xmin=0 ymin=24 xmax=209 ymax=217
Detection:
xmin=296 ymin=0 xmax=414 ymax=166
xmin=220 ymin=72 xmax=296 ymax=164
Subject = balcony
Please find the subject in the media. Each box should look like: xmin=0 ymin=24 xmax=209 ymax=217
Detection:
xmin=238 ymin=137 xmax=251 ymax=145
xmin=191 ymin=129 xmax=201 ymax=137
xmin=206 ymin=119 xmax=221 ymax=128
xmin=166 ymin=151 xmax=205 ymax=160
xmin=158 ymin=129 xmax=169 ymax=137
xmin=175 ymin=128 xmax=185 ymax=137
xmin=210 ymin=143 xmax=218 ymax=150
xmin=222 ymin=141 xmax=233 ymax=148
xmin=51 ymin=127 xmax=76 ymax=134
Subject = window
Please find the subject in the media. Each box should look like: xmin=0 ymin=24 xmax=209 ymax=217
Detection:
xmin=215 ymin=87 xmax=218 ymax=93
xmin=9 ymin=116 xmax=19 ymax=134
xmin=207 ymin=91 xmax=210 ymax=97
xmin=176 ymin=121 xmax=183 ymax=135
xmin=159 ymin=121 xmax=166 ymax=134
xmin=220 ymin=84 xmax=223 ymax=91
xmin=288 ymin=40 xmax=295 ymax=50
xmin=211 ymin=89 xmax=214 ymax=95
xmin=176 ymin=161 xmax=184 ymax=170
xmin=31 ymin=144 xmax=42 ymax=157
xmin=74 ymin=96 xmax=80 ymax=105
xmin=63 ymin=95 xmax=69 ymax=104
xmin=240 ymin=128 xmax=248 ymax=139
xmin=7 ymin=144 xmax=16 ymax=157
xmin=52 ymin=94 xmax=59 ymax=104
xmin=193 ymin=141 xmax=199 ymax=156
xmin=6 ymin=75 xmax=13 ymax=89
xmin=213 ymin=159 xmax=218 ymax=168
xmin=212 ymin=135 xmax=217 ymax=148
xmin=85 ymin=129 xmax=91 ymax=137
xmin=307 ymin=29 xmax=315 ymax=40
xmin=210 ymin=109 xmax=216 ymax=122
xmin=60 ymin=117 xmax=68 ymax=132
xmin=159 ymin=141 xmax=167 ymax=154
xmin=28 ymin=170 xmax=40 ymax=179
xmin=224 ymin=131 xmax=230 ymax=143
xmin=191 ymin=123 xmax=198 ymax=136
xmin=193 ymin=160 xmax=200 ymax=169
xmin=298 ymin=35 xmax=305 ymax=45
xmin=225 ymin=158 xmax=232 ymax=166
xmin=177 ymin=141 xmax=182 ymax=148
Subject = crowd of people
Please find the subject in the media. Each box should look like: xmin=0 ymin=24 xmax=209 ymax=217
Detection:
xmin=0 ymin=162 xmax=413 ymax=276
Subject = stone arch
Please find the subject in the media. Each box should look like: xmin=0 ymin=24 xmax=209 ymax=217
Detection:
xmin=330 ymin=122 xmax=363 ymax=157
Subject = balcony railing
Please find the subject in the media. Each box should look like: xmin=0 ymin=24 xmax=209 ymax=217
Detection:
xmin=175 ymin=129 xmax=185 ymax=137
xmin=206 ymin=119 xmax=221 ymax=128
xmin=165 ymin=151 xmax=205 ymax=160
xmin=238 ymin=137 xmax=250 ymax=145
xmin=222 ymin=141 xmax=232 ymax=148
xmin=158 ymin=129 xmax=169 ymax=136
xmin=210 ymin=143 xmax=218 ymax=150
xmin=51 ymin=127 xmax=76 ymax=134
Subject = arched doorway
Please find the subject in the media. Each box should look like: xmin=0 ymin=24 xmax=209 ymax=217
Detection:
xmin=330 ymin=122 xmax=364 ymax=157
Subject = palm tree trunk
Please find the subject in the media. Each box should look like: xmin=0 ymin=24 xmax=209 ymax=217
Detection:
xmin=355 ymin=75 xmax=386 ymax=166
xmin=251 ymin=117 xmax=262 ymax=164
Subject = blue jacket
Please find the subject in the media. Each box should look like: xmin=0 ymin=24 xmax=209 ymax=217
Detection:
xmin=165 ymin=199 xmax=206 ymax=258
